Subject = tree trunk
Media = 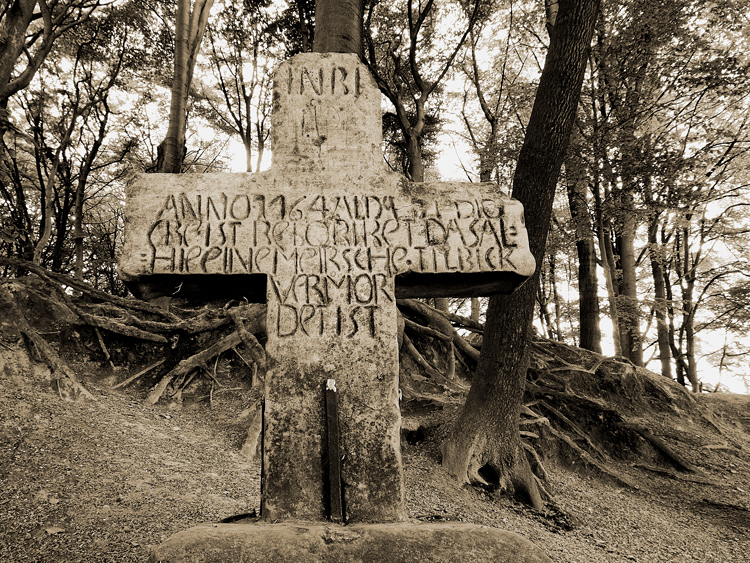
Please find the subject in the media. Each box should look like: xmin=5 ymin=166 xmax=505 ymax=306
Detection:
xmin=406 ymin=132 xmax=425 ymax=182
xmin=442 ymin=0 xmax=600 ymax=508
xmin=313 ymin=0 xmax=363 ymax=54
xmin=0 ymin=0 xmax=36 ymax=105
xmin=565 ymin=130 xmax=602 ymax=353
xmin=593 ymin=166 xmax=623 ymax=356
xmin=685 ymin=306 xmax=699 ymax=392
xmin=576 ymin=237 xmax=601 ymax=350
xmin=470 ymin=297 xmax=480 ymax=322
xmin=434 ymin=298 xmax=449 ymax=312
xmin=681 ymin=227 xmax=699 ymax=392
xmin=616 ymin=192 xmax=643 ymax=365
xmin=33 ymin=111 xmax=78 ymax=266
xmin=549 ymin=255 xmax=564 ymax=340
xmin=158 ymin=0 xmax=214 ymax=173
xmin=537 ymin=270 xmax=555 ymax=339
xmin=478 ymin=120 xmax=498 ymax=183
xmin=648 ymin=220 xmax=671 ymax=378
xmin=49 ymin=181 xmax=74 ymax=272
xmin=0 ymin=0 xmax=61 ymax=109
xmin=159 ymin=0 xmax=191 ymax=173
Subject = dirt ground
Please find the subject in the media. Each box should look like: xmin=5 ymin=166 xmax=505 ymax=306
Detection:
xmin=1 ymin=350 xmax=749 ymax=562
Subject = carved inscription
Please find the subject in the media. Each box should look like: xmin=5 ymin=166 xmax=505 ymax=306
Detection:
xmin=287 ymin=65 xmax=361 ymax=97
xmin=143 ymin=192 xmax=523 ymax=338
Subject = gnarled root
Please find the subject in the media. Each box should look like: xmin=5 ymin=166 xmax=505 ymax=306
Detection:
xmin=442 ymin=428 xmax=544 ymax=510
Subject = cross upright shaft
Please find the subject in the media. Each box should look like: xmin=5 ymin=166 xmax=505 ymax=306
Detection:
xmin=120 ymin=53 xmax=534 ymax=523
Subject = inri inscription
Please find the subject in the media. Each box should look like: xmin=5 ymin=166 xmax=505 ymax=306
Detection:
xmin=120 ymin=52 xmax=535 ymax=524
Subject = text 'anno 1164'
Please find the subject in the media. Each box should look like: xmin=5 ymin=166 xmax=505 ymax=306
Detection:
xmin=144 ymin=192 xmax=524 ymax=278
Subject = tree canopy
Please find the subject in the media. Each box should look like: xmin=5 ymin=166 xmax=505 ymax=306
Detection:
xmin=1 ymin=0 xmax=749 ymax=394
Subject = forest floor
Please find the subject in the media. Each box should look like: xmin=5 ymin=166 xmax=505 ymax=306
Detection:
xmin=1 ymin=352 xmax=749 ymax=563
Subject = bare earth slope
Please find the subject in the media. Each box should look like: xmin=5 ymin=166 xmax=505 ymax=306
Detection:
xmin=1 ymin=344 xmax=749 ymax=562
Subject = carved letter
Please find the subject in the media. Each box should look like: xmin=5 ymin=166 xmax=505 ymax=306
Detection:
xmin=277 ymin=304 xmax=298 ymax=337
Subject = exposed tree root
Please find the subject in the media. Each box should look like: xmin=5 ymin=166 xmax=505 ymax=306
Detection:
xmin=545 ymin=424 xmax=639 ymax=489
xmin=402 ymin=315 xmax=452 ymax=342
xmin=229 ymin=308 xmax=265 ymax=363
xmin=522 ymin=441 xmax=551 ymax=484
xmin=111 ymin=359 xmax=166 ymax=389
xmin=633 ymin=464 xmax=716 ymax=484
xmin=398 ymin=299 xmax=481 ymax=363
xmin=145 ymin=331 xmax=244 ymax=405
xmin=617 ymin=422 xmax=697 ymax=472
xmin=94 ymin=327 xmax=116 ymax=370
xmin=0 ymin=257 xmax=179 ymax=321
xmin=3 ymin=260 xmax=485 ymax=410
xmin=75 ymin=309 xmax=169 ymax=343
xmin=0 ymin=284 xmax=95 ymax=401
xmin=538 ymin=400 xmax=607 ymax=461
xmin=401 ymin=333 xmax=462 ymax=391
xmin=440 ymin=309 xmax=485 ymax=334
xmin=520 ymin=336 xmax=718 ymax=500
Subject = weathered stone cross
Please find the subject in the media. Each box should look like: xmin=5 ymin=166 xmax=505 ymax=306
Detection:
xmin=121 ymin=53 xmax=534 ymax=523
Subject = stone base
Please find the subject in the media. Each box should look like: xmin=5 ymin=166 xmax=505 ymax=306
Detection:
xmin=148 ymin=521 xmax=552 ymax=563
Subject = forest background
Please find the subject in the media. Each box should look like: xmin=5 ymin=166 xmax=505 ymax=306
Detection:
xmin=1 ymin=0 xmax=750 ymax=394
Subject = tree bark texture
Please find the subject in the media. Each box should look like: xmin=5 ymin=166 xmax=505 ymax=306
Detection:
xmin=594 ymin=180 xmax=623 ymax=356
xmin=313 ymin=0 xmax=363 ymax=54
xmin=434 ymin=297 xmax=450 ymax=313
xmin=442 ymin=0 xmax=600 ymax=508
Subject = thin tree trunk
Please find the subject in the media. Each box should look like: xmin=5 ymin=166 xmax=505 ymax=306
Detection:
xmin=681 ymin=226 xmax=699 ymax=392
xmin=616 ymin=191 xmax=643 ymax=365
xmin=565 ymin=130 xmax=602 ymax=352
xmin=593 ymin=175 xmax=622 ymax=356
xmin=406 ymin=132 xmax=425 ymax=182
xmin=685 ymin=305 xmax=699 ymax=392
xmin=470 ymin=297 xmax=480 ymax=322
xmin=442 ymin=0 xmax=600 ymax=508
xmin=537 ymin=271 xmax=555 ymax=339
xmin=159 ymin=0 xmax=191 ymax=173
xmin=648 ymin=220 xmax=671 ymax=378
xmin=49 ymin=178 xmax=74 ymax=272
xmin=33 ymin=110 xmax=78 ymax=265
xmin=74 ymin=99 xmax=110 ymax=280
xmin=550 ymin=255 xmax=563 ymax=341
xmin=159 ymin=0 xmax=214 ymax=173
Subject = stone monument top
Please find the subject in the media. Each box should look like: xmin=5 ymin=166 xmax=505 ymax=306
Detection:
xmin=120 ymin=52 xmax=535 ymax=524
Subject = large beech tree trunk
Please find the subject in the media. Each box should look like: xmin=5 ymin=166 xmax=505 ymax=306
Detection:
xmin=313 ymin=0 xmax=363 ymax=54
xmin=442 ymin=0 xmax=600 ymax=508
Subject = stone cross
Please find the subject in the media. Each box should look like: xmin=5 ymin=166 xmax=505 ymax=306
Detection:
xmin=120 ymin=53 xmax=535 ymax=523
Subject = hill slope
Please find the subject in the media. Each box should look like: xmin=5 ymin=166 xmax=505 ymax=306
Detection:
xmin=1 ymin=336 xmax=749 ymax=562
